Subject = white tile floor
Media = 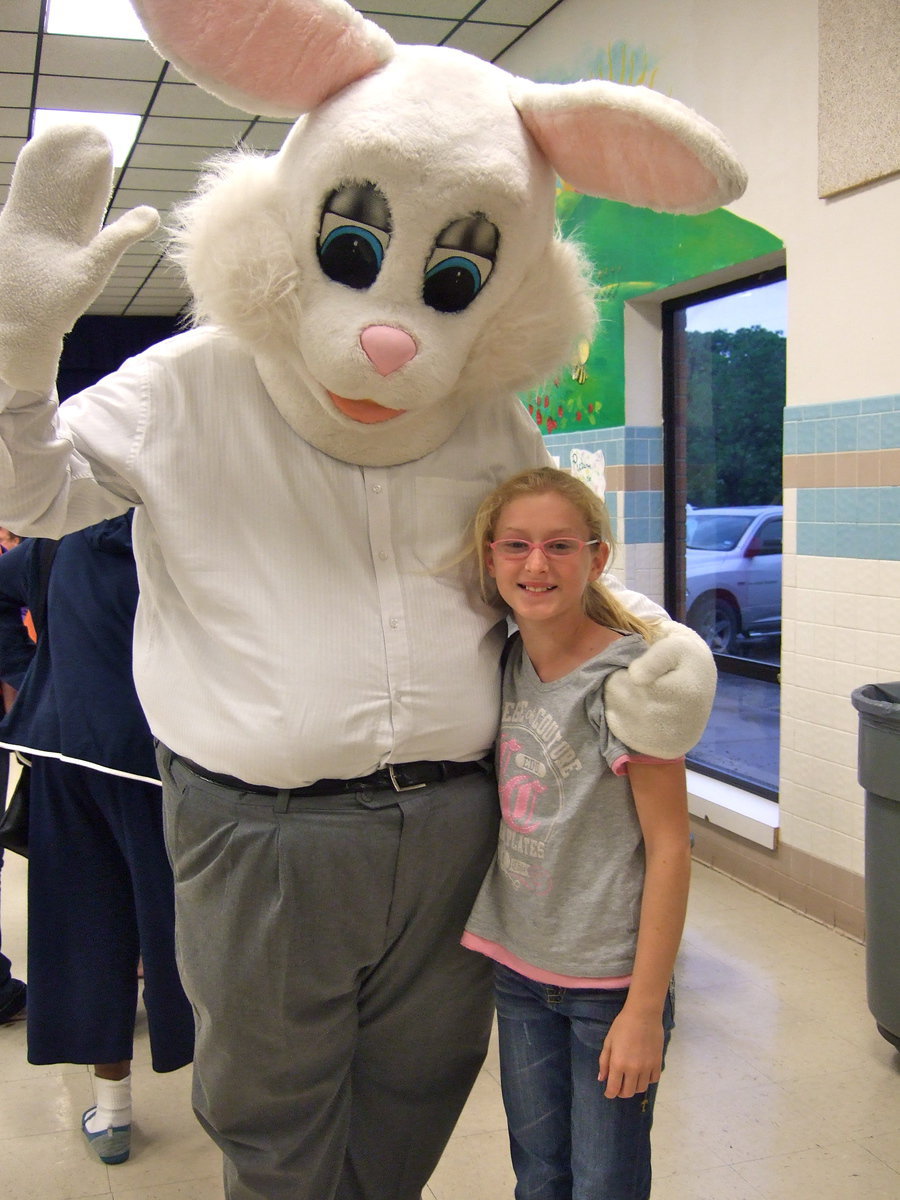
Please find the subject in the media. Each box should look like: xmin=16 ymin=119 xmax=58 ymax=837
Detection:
xmin=2 ymin=849 xmax=899 ymax=1199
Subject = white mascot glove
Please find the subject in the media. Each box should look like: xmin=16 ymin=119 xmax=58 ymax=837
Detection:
xmin=604 ymin=621 xmax=717 ymax=759
xmin=0 ymin=124 xmax=160 ymax=394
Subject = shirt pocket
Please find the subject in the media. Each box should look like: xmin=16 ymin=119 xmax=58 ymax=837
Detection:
xmin=412 ymin=476 xmax=488 ymax=591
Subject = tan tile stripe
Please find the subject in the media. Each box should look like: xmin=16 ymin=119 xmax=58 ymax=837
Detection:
xmin=604 ymin=463 xmax=665 ymax=491
xmin=784 ymin=449 xmax=900 ymax=488
xmin=603 ymin=452 xmax=899 ymax=492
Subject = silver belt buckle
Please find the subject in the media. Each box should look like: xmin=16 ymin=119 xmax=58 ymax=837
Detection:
xmin=388 ymin=763 xmax=428 ymax=792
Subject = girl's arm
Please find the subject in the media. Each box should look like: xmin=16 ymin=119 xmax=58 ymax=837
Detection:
xmin=598 ymin=759 xmax=691 ymax=1098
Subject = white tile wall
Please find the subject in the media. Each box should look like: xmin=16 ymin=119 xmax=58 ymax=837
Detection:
xmin=780 ymin=535 xmax=900 ymax=876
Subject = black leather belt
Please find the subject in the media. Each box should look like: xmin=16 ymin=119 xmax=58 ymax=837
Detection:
xmin=177 ymin=755 xmax=491 ymax=796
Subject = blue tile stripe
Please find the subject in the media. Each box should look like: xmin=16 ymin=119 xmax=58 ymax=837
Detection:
xmin=783 ymin=394 xmax=900 ymax=455
xmin=796 ymin=486 xmax=900 ymax=560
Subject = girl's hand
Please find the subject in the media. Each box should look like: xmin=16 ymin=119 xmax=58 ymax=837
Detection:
xmin=597 ymin=1006 xmax=664 ymax=1099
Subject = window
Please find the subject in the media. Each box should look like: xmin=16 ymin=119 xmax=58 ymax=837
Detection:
xmin=663 ymin=269 xmax=786 ymax=798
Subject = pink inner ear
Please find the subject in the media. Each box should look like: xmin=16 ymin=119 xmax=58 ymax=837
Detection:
xmin=523 ymin=105 xmax=721 ymax=214
xmin=133 ymin=0 xmax=393 ymax=114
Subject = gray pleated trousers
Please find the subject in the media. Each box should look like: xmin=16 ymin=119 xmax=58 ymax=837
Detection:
xmin=158 ymin=746 xmax=498 ymax=1200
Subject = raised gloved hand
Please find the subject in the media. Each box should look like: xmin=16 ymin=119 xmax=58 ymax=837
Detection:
xmin=604 ymin=621 xmax=717 ymax=759
xmin=0 ymin=124 xmax=160 ymax=394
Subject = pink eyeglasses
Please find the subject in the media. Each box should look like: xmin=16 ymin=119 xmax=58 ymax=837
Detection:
xmin=489 ymin=538 xmax=600 ymax=559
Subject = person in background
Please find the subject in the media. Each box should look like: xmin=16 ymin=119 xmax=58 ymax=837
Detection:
xmin=0 ymin=514 xmax=194 ymax=1162
xmin=462 ymin=468 xmax=692 ymax=1200
xmin=0 ymin=524 xmax=26 ymax=1026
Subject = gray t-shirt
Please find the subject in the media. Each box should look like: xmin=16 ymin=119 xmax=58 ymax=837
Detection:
xmin=465 ymin=632 xmax=649 ymax=980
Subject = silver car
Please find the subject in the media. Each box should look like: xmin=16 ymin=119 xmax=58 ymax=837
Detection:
xmin=685 ymin=506 xmax=783 ymax=653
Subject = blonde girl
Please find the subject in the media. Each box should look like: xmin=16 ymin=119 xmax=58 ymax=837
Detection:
xmin=463 ymin=467 xmax=690 ymax=1200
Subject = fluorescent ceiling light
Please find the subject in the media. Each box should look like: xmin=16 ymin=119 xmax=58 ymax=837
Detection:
xmin=46 ymin=0 xmax=146 ymax=40
xmin=33 ymin=110 xmax=142 ymax=168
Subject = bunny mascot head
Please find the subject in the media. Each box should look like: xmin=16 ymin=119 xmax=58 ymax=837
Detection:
xmin=131 ymin=0 xmax=745 ymax=467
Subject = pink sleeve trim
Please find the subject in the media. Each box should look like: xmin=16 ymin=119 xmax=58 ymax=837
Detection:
xmin=611 ymin=753 xmax=685 ymax=777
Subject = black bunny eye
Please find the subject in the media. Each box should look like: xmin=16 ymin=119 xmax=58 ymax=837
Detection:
xmin=423 ymin=215 xmax=499 ymax=314
xmin=318 ymin=183 xmax=392 ymax=291
xmin=319 ymin=218 xmax=389 ymax=289
xmin=423 ymin=248 xmax=495 ymax=313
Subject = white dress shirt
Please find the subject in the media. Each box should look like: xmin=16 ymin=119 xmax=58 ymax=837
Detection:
xmin=0 ymin=327 xmax=661 ymax=787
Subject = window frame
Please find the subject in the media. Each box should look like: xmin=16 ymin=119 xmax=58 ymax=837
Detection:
xmin=661 ymin=265 xmax=786 ymax=800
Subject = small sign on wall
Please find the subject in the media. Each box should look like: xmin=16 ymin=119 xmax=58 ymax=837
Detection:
xmin=818 ymin=0 xmax=900 ymax=196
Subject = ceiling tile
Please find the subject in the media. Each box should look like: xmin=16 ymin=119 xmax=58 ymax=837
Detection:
xmin=118 ymin=301 xmax=187 ymax=315
xmin=0 ymin=31 xmax=36 ymax=72
xmin=360 ymin=2 xmax=472 ymax=17
xmin=478 ymin=0 xmax=559 ymax=23
xmin=0 ymin=108 xmax=29 ymax=137
xmin=152 ymin=80 xmax=252 ymax=121
xmin=129 ymin=141 xmax=222 ymax=171
xmin=36 ymin=74 xmax=156 ymax=112
xmin=96 ymin=285 xmax=145 ymax=298
xmin=240 ymin=122 xmax=293 ymax=153
xmin=0 ymin=134 xmax=27 ymax=163
xmin=140 ymin=115 xmax=250 ymax=147
xmin=2 ymin=73 xmax=32 ymax=105
xmin=118 ymin=165 xmax=200 ymax=192
xmin=113 ymin=186 xmax=190 ymax=209
xmin=367 ymin=15 xmax=457 ymax=45
xmin=110 ymin=266 xmax=157 ymax=280
xmin=39 ymin=34 xmax=164 ymax=81
xmin=0 ymin=1 xmax=41 ymax=34
xmin=443 ymin=21 xmax=524 ymax=60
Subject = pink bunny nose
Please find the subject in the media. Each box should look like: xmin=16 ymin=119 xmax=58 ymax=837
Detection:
xmin=359 ymin=325 xmax=417 ymax=376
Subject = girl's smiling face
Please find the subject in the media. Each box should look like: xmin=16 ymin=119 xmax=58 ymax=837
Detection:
xmin=486 ymin=490 xmax=609 ymax=627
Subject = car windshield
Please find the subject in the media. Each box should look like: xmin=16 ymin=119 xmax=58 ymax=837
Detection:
xmin=686 ymin=513 xmax=755 ymax=551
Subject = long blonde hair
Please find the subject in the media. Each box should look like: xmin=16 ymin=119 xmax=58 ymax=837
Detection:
xmin=472 ymin=467 xmax=659 ymax=640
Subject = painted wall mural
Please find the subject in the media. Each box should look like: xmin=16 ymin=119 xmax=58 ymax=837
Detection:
xmin=522 ymin=198 xmax=783 ymax=434
xmin=521 ymin=41 xmax=784 ymax=435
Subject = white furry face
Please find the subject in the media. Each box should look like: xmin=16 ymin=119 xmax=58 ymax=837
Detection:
xmin=175 ymin=45 xmax=596 ymax=466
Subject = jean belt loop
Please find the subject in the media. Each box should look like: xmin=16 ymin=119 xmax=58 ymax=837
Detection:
xmin=274 ymin=790 xmax=292 ymax=813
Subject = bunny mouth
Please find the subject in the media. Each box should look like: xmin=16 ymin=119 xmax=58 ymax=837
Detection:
xmin=327 ymin=391 xmax=407 ymax=424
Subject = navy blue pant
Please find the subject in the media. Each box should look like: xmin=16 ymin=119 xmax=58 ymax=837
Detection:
xmin=26 ymin=756 xmax=194 ymax=1072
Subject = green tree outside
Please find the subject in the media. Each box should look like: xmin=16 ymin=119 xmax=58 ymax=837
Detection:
xmin=686 ymin=326 xmax=786 ymax=508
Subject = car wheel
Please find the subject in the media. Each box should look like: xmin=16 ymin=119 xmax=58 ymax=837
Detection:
xmin=688 ymin=594 xmax=740 ymax=654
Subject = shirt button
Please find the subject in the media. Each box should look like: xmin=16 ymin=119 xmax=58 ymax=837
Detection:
xmin=378 ymin=551 xmax=389 ymax=561
xmin=389 ymin=617 xmax=400 ymax=628
xmin=372 ymin=484 xmax=383 ymax=493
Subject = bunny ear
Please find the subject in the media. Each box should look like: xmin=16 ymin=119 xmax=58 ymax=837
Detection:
xmin=512 ymin=79 xmax=747 ymax=215
xmin=131 ymin=0 xmax=395 ymax=118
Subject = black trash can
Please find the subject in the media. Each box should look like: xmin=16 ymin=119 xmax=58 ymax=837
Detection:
xmin=851 ymin=681 xmax=900 ymax=1051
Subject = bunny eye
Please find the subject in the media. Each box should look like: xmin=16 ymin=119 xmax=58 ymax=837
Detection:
xmin=318 ymin=183 xmax=392 ymax=291
xmin=423 ymin=215 xmax=499 ymax=314
xmin=423 ymin=248 xmax=495 ymax=314
xmin=319 ymin=217 xmax=389 ymax=290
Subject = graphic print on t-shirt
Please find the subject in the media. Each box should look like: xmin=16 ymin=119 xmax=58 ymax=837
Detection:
xmin=497 ymin=698 xmax=584 ymax=895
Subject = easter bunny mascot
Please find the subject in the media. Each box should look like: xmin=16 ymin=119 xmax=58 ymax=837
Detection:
xmin=0 ymin=2 xmax=743 ymax=1196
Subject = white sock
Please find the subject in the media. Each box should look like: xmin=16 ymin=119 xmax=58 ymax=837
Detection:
xmin=86 ymin=1074 xmax=132 ymax=1133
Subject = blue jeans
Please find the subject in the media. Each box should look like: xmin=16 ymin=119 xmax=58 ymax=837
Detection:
xmin=494 ymin=963 xmax=675 ymax=1200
